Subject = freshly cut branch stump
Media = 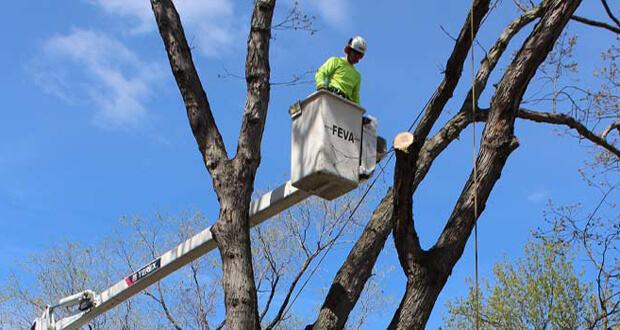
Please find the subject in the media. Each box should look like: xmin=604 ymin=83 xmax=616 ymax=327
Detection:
xmin=394 ymin=132 xmax=415 ymax=152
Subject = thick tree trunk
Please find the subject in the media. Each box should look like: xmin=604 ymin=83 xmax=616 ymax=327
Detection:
xmin=388 ymin=263 xmax=448 ymax=328
xmin=211 ymin=1 xmax=275 ymax=328
xmin=212 ymin=185 xmax=261 ymax=329
xmin=389 ymin=0 xmax=582 ymax=328
xmin=151 ymin=0 xmax=275 ymax=328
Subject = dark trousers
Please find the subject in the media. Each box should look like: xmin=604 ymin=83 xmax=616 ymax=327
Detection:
xmin=327 ymin=87 xmax=351 ymax=101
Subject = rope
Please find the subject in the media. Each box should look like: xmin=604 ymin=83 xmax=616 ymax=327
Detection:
xmin=469 ymin=1 xmax=481 ymax=329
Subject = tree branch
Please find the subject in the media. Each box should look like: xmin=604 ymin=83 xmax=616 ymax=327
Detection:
xmin=571 ymin=15 xmax=620 ymax=34
xmin=143 ymin=284 xmax=182 ymax=330
xmin=413 ymin=0 xmax=491 ymax=142
xmin=150 ymin=0 xmax=229 ymax=179
xmin=266 ymin=249 xmax=322 ymax=330
xmin=601 ymin=0 xmax=620 ymax=28
xmin=190 ymin=262 xmax=209 ymax=328
xmin=463 ymin=5 xmax=543 ymax=108
xmin=602 ymin=121 xmax=620 ymax=141
xmin=435 ymin=0 xmax=581 ymax=265
xmin=233 ymin=0 xmax=276 ymax=182
xmin=255 ymin=227 xmax=280 ymax=322
xmin=393 ymin=133 xmax=423 ymax=276
xmin=422 ymin=106 xmax=620 ymax=165
xmin=415 ymin=109 xmax=488 ymax=193
xmin=518 ymin=108 xmax=620 ymax=158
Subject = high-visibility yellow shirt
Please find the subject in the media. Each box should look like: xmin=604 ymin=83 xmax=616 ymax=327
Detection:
xmin=315 ymin=57 xmax=361 ymax=105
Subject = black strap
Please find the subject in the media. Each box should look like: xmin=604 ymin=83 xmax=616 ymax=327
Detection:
xmin=327 ymin=87 xmax=351 ymax=101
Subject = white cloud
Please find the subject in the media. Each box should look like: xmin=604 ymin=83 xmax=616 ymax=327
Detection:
xmin=30 ymin=29 xmax=164 ymax=128
xmin=85 ymin=0 xmax=240 ymax=57
xmin=527 ymin=190 xmax=550 ymax=203
xmin=310 ymin=0 xmax=352 ymax=29
xmin=84 ymin=0 xmax=154 ymax=33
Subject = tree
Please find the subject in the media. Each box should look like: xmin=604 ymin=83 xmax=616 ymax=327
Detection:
xmin=108 ymin=212 xmax=221 ymax=329
xmin=531 ymin=36 xmax=620 ymax=328
xmin=0 ymin=241 xmax=140 ymax=329
xmin=536 ymin=167 xmax=620 ymax=328
xmin=147 ymin=0 xmax=620 ymax=328
xmin=442 ymin=237 xmax=592 ymax=329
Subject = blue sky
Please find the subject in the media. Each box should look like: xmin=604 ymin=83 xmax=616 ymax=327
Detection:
xmin=1 ymin=0 xmax=618 ymax=328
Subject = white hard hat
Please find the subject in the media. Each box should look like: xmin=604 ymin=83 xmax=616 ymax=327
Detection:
xmin=348 ymin=36 xmax=367 ymax=54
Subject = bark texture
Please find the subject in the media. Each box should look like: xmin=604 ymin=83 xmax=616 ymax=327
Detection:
xmin=151 ymin=0 xmax=276 ymax=329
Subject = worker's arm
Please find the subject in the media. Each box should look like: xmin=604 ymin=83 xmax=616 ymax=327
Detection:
xmin=315 ymin=57 xmax=338 ymax=89
xmin=351 ymin=77 xmax=361 ymax=105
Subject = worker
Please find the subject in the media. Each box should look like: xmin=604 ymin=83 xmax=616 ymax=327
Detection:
xmin=315 ymin=36 xmax=366 ymax=106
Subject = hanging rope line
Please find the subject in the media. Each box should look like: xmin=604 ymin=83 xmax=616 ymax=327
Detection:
xmin=469 ymin=1 xmax=481 ymax=329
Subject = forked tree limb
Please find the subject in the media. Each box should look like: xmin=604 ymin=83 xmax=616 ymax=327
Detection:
xmin=463 ymin=5 xmax=543 ymax=108
xmin=152 ymin=1 xmax=277 ymax=329
xmin=435 ymin=0 xmax=584 ymax=258
xmin=208 ymin=2 xmax=277 ymax=329
xmin=390 ymin=1 xmax=582 ymax=328
xmin=601 ymin=0 xmax=620 ymax=28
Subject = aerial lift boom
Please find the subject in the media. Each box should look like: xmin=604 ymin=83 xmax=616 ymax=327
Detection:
xmin=32 ymin=91 xmax=386 ymax=330
xmin=32 ymin=182 xmax=311 ymax=330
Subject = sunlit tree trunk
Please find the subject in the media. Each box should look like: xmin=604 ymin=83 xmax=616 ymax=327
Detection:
xmin=150 ymin=0 xmax=276 ymax=328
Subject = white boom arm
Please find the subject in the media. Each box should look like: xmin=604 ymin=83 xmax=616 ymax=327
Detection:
xmin=32 ymin=181 xmax=309 ymax=330
xmin=33 ymin=91 xmax=387 ymax=329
